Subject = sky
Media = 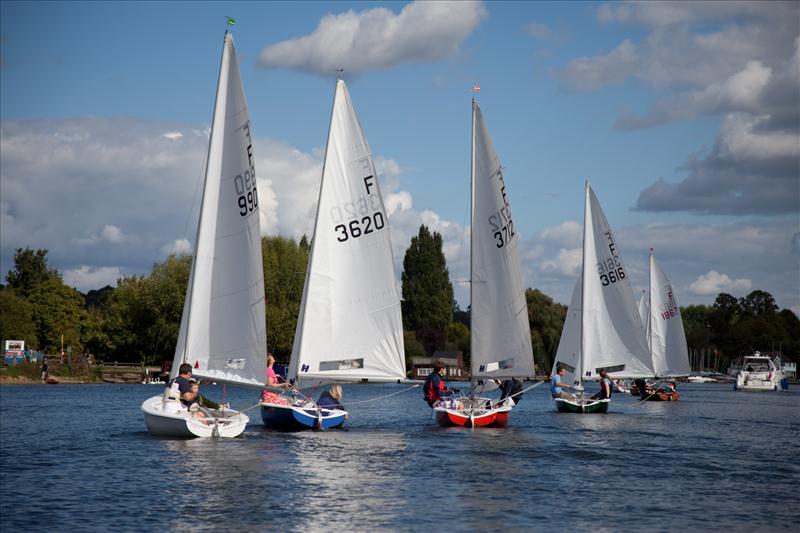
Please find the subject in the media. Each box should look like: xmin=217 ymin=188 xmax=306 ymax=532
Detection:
xmin=1 ymin=1 xmax=798 ymax=315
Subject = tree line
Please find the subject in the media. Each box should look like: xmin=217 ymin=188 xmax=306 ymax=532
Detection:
xmin=1 ymin=229 xmax=797 ymax=373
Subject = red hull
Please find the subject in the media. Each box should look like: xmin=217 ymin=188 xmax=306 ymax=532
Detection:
xmin=435 ymin=408 xmax=510 ymax=428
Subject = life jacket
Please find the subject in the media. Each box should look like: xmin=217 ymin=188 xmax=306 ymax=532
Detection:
xmin=423 ymin=373 xmax=444 ymax=405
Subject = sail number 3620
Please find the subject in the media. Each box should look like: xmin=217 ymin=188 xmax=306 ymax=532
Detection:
xmin=334 ymin=212 xmax=385 ymax=242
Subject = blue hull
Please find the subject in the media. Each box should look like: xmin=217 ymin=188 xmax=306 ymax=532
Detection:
xmin=260 ymin=404 xmax=346 ymax=431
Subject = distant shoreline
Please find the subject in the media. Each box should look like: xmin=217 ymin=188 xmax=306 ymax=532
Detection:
xmin=0 ymin=375 xmax=95 ymax=385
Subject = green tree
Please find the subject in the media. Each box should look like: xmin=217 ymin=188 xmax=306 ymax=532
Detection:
xmin=263 ymin=236 xmax=308 ymax=360
xmin=403 ymin=330 xmax=425 ymax=371
xmin=446 ymin=321 xmax=470 ymax=367
xmin=526 ymin=288 xmax=567 ymax=374
xmin=0 ymin=288 xmax=38 ymax=347
xmin=401 ymin=225 xmax=453 ymax=354
xmin=28 ymin=277 xmax=87 ymax=354
xmin=739 ymin=290 xmax=778 ymax=316
xmin=103 ymin=255 xmax=190 ymax=364
xmin=5 ymin=248 xmax=59 ymax=298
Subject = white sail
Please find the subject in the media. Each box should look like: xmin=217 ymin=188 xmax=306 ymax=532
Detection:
xmin=580 ymin=183 xmax=653 ymax=380
xmin=470 ymin=101 xmax=535 ymax=380
xmin=172 ymin=32 xmax=267 ymax=388
xmin=552 ymin=277 xmax=583 ymax=386
xmin=288 ymin=80 xmax=406 ymax=383
xmin=649 ymin=252 xmax=690 ymax=377
xmin=638 ymin=289 xmax=651 ymax=345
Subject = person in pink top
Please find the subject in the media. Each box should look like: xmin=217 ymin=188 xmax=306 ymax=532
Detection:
xmin=261 ymin=354 xmax=290 ymax=404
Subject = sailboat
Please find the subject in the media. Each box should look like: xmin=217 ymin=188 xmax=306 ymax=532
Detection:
xmin=433 ymin=98 xmax=536 ymax=428
xmin=260 ymin=79 xmax=407 ymax=430
xmin=639 ymin=249 xmax=690 ymax=401
xmin=551 ymin=182 xmax=653 ymax=413
xmin=141 ymin=30 xmax=266 ymax=438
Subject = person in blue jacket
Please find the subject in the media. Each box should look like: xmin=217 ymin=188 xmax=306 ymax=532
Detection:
xmin=423 ymin=360 xmax=456 ymax=407
xmin=317 ymin=384 xmax=348 ymax=419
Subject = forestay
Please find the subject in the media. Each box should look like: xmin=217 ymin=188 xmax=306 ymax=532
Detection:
xmin=470 ymin=101 xmax=535 ymax=380
xmin=289 ymin=80 xmax=406 ymax=383
xmin=172 ymin=32 xmax=267 ymax=388
xmin=648 ymin=252 xmax=690 ymax=377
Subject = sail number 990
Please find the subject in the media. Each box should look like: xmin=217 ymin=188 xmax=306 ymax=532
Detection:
xmin=234 ymin=168 xmax=258 ymax=217
xmin=597 ymin=256 xmax=625 ymax=286
xmin=334 ymin=212 xmax=385 ymax=242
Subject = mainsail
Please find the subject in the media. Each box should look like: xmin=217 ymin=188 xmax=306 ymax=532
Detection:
xmin=552 ymin=183 xmax=653 ymax=383
xmin=648 ymin=252 xmax=691 ymax=377
xmin=470 ymin=101 xmax=535 ymax=380
xmin=172 ymin=32 xmax=267 ymax=388
xmin=288 ymin=80 xmax=406 ymax=383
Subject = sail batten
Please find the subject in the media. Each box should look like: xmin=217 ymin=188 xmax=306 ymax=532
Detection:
xmin=470 ymin=102 xmax=535 ymax=380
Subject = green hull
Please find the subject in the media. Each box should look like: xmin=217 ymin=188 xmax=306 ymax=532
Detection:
xmin=554 ymin=397 xmax=610 ymax=413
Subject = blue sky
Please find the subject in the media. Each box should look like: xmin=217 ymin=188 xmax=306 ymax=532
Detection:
xmin=1 ymin=1 xmax=798 ymax=314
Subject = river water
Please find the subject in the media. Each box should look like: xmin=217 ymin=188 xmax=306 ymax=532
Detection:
xmin=1 ymin=382 xmax=797 ymax=532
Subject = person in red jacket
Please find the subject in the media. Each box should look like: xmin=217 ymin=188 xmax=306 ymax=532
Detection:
xmin=423 ymin=360 xmax=456 ymax=407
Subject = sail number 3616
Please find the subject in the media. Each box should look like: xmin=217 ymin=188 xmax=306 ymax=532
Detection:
xmin=597 ymin=256 xmax=626 ymax=286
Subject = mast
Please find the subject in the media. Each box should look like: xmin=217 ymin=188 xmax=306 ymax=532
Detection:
xmin=469 ymin=96 xmax=476 ymax=384
xmin=648 ymin=248 xmax=654 ymax=378
xmin=580 ymin=181 xmax=590 ymax=390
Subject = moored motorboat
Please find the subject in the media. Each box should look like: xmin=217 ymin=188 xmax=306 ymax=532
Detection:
xmin=734 ymin=352 xmax=784 ymax=392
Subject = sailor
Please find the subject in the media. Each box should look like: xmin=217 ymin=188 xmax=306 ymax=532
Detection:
xmin=163 ymin=363 xmax=199 ymax=414
xmin=423 ymin=360 xmax=456 ymax=407
xmin=550 ymin=365 xmax=578 ymax=400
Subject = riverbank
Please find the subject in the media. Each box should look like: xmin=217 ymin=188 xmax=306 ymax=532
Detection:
xmin=0 ymin=375 xmax=95 ymax=385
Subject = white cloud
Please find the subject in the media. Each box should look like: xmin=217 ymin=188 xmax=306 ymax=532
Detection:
xmin=257 ymin=1 xmax=487 ymax=75
xmin=539 ymin=248 xmax=582 ymax=277
xmin=561 ymin=3 xmax=800 ymax=216
xmin=62 ymin=266 xmax=124 ymax=292
xmin=162 ymin=131 xmax=183 ymax=140
xmin=635 ymin=112 xmax=800 ymax=215
xmin=162 ymin=239 xmax=192 ymax=256
xmin=689 ymin=270 xmax=752 ymax=296
xmin=75 ymin=224 xmax=127 ymax=245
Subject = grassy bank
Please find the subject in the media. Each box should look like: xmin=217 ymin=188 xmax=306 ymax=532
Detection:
xmin=0 ymin=361 xmax=100 ymax=384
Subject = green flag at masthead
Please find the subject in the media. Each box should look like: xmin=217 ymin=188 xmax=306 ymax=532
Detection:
xmin=226 ymin=17 xmax=237 ymax=25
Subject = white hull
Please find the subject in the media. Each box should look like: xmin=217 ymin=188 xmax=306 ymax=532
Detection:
xmin=735 ymin=373 xmax=780 ymax=392
xmin=141 ymin=395 xmax=248 ymax=438
xmin=687 ymin=376 xmax=717 ymax=383
xmin=734 ymin=354 xmax=783 ymax=392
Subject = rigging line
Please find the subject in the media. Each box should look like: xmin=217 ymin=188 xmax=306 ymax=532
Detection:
xmin=338 ymin=384 xmax=420 ymax=408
